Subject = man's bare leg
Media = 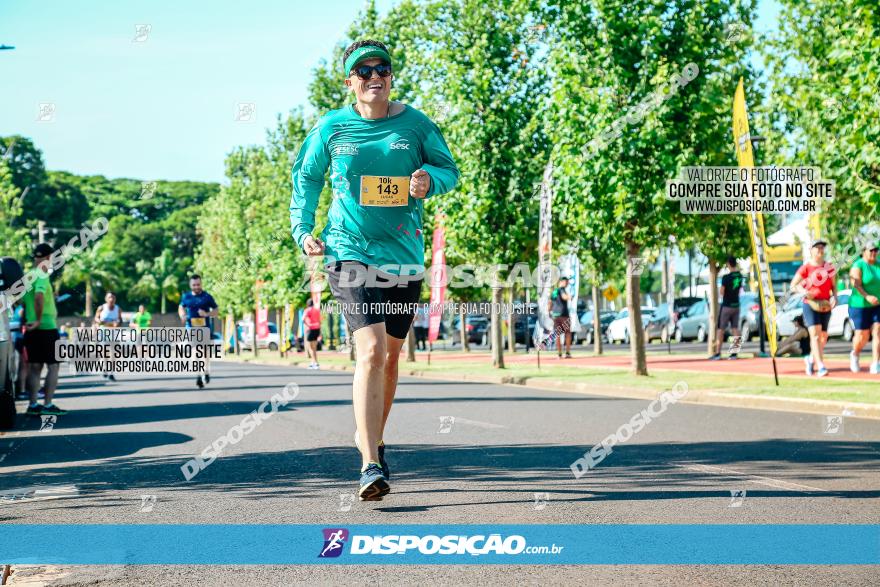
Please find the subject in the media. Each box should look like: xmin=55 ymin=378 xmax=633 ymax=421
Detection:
xmin=381 ymin=334 xmax=406 ymax=433
xmin=43 ymin=364 xmax=60 ymax=404
xmin=872 ymin=323 xmax=880 ymax=365
xmin=26 ymin=362 xmax=43 ymax=403
xmin=353 ymin=324 xmax=385 ymax=467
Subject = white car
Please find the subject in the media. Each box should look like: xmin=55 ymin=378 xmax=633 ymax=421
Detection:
xmin=776 ymin=289 xmax=853 ymax=341
xmin=606 ymin=306 xmax=655 ymax=344
xmin=237 ymin=321 xmax=281 ymax=351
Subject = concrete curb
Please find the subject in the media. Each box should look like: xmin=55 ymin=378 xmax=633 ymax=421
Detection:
xmin=227 ymin=357 xmax=880 ymax=421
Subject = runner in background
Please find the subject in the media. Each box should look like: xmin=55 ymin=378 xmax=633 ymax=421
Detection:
xmin=22 ymin=243 xmax=66 ymax=416
xmin=710 ymin=256 xmax=745 ymax=360
xmin=130 ymin=304 xmax=152 ymax=329
xmin=303 ymin=299 xmax=322 ymax=370
xmin=178 ymin=274 xmax=219 ymax=389
xmin=848 ymin=241 xmax=880 ymax=374
xmin=290 ymin=39 xmax=459 ymax=500
xmin=94 ymin=292 xmax=122 ymax=381
xmin=549 ymin=276 xmax=572 ymax=358
xmin=791 ymin=240 xmax=837 ymax=377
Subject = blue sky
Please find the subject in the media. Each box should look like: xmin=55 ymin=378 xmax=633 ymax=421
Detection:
xmin=1 ymin=0 xmax=780 ymax=184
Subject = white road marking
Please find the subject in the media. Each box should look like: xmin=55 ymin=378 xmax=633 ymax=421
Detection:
xmin=453 ymin=417 xmax=507 ymax=429
xmin=676 ymin=463 xmax=828 ymax=493
xmin=0 ymin=485 xmax=80 ymax=505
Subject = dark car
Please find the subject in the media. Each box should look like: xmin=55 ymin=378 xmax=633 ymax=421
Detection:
xmin=576 ymin=310 xmax=617 ymax=345
xmin=513 ymin=313 xmax=539 ymax=345
xmin=644 ymin=297 xmax=702 ymax=343
xmin=450 ymin=314 xmax=489 ymax=345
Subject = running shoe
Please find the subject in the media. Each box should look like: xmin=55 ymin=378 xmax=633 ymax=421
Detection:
xmin=41 ymin=404 xmax=68 ymax=416
xmin=38 ymin=387 xmax=45 ymax=398
xmin=358 ymin=463 xmax=390 ymax=501
xmin=196 ymin=376 xmax=205 ymax=389
xmin=850 ymin=351 xmax=860 ymax=373
xmin=378 ymin=442 xmax=389 ymax=480
xmin=565 ymin=352 xmax=572 ymax=359
xmin=804 ymin=355 xmax=814 ymax=376
xmin=708 ymin=353 xmax=721 ymax=361
xmin=728 ymin=354 xmax=739 ymax=360
xmin=107 ymin=374 xmax=116 ymax=382
xmin=25 ymin=403 xmax=43 ymax=416
xmin=870 ymin=362 xmax=879 ymax=375
xmin=817 ymin=365 xmax=828 ymax=378
xmin=204 ymin=374 xmax=211 ymax=384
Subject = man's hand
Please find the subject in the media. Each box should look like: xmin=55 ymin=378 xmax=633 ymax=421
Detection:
xmin=198 ymin=309 xmax=208 ymax=317
xmin=25 ymin=321 xmax=40 ymax=331
xmin=409 ymin=169 xmax=431 ymax=199
xmin=302 ymin=235 xmax=325 ymax=256
xmin=867 ymin=295 xmax=880 ymax=306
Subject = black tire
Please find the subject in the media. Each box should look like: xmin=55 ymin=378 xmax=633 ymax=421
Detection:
xmin=660 ymin=325 xmax=669 ymax=344
xmin=623 ymin=329 xmax=630 ymax=345
xmin=740 ymin=321 xmax=751 ymax=342
xmin=842 ymin=319 xmax=854 ymax=342
xmin=674 ymin=327 xmax=683 ymax=343
xmin=696 ymin=325 xmax=707 ymax=343
xmin=268 ymin=342 xmax=279 ymax=351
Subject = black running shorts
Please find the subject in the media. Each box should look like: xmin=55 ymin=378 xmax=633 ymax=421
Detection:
xmin=325 ymin=261 xmax=423 ymax=340
xmin=24 ymin=328 xmax=60 ymax=365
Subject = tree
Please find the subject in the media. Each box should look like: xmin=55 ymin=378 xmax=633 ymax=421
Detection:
xmin=766 ymin=0 xmax=880 ymax=241
xmin=58 ymin=243 xmax=116 ymax=317
xmin=0 ymin=158 xmax=29 ymax=260
xmin=546 ymin=0 xmax=758 ymax=374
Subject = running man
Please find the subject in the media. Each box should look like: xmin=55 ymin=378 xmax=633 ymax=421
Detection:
xmin=710 ymin=256 xmax=745 ymax=360
xmin=94 ymin=292 xmax=122 ymax=381
xmin=549 ymin=276 xmax=572 ymax=358
xmin=290 ymin=39 xmax=459 ymax=500
xmin=848 ymin=241 xmax=880 ymax=374
xmin=130 ymin=304 xmax=152 ymax=329
xmin=178 ymin=274 xmax=218 ymax=389
xmin=22 ymin=243 xmax=66 ymax=417
xmin=303 ymin=298 xmax=322 ymax=369
xmin=791 ymin=240 xmax=837 ymax=377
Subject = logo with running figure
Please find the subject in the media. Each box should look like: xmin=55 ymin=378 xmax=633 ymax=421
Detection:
xmin=318 ymin=528 xmax=349 ymax=558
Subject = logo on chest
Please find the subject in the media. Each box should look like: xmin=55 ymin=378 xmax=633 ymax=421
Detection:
xmin=334 ymin=143 xmax=359 ymax=156
xmin=389 ymin=139 xmax=410 ymax=150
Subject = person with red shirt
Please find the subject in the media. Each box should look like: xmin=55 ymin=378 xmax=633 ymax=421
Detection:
xmin=790 ymin=240 xmax=838 ymax=377
xmin=303 ymin=299 xmax=322 ymax=370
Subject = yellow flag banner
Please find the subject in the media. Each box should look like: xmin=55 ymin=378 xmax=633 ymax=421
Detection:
xmin=733 ymin=78 xmax=779 ymax=367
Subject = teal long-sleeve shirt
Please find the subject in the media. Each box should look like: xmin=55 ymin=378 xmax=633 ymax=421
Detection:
xmin=290 ymin=104 xmax=459 ymax=274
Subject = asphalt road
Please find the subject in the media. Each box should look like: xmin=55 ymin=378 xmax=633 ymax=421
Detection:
xmin=2 ymin=361 xmax=879 ymax=585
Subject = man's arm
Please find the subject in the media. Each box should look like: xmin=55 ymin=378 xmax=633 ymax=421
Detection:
xmin=290 ymin=123 xmax=331 ymax=250
xmin=420 ymin=121 xmax=460 ymax=198
xmin=178 ymin=302 xmax=187 ymax=324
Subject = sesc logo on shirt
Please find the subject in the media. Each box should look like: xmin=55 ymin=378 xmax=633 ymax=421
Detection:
xmin=389 ymin=139 xmax=410 ymax=150
xmin=334 ymin=143 xmax=359 ymax=156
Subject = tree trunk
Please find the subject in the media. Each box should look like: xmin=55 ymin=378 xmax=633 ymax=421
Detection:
xmin=626 ymin=239 xmax=648 ymax=375
xmin=592 ymin=283 xmax=603 ymax=355
xmin=708 ymin=261 xmax=720 ymax=356
xmin=252 ymin=309 xmax=259 ymax=357
xmin=84 ymin=281 xmax=93 ymax=317
xmin=491 ymin=284 xmax=505 ymax=368
xmin=160 ymin=286 xmax=166 ymax=314
xmin=507 ymin=286 xmax=517 ymax=354
xmin=275 ymin=308 xmax=283 ymax=358
xmin=459 ymin=302 xmax=470 ymax=352
xmin=406 ymin=326 xmax=416 ymax=362
xmin=234 ymin=312 xmax=241 ymax=356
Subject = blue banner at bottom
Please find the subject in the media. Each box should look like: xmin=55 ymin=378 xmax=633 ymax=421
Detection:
xmin=1 ymin=525 xmax=877 ymax=565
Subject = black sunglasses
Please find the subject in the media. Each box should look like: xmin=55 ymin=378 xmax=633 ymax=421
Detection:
xmin=352 ymin=63 xmax=392 ymax=80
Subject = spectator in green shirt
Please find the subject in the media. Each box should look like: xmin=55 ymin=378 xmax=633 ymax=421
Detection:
xmin=130 ymin=305 xmax=152 ymax=329
xmin=848 ymin=241 xmax=880 ymax=374
xmin=22 ymin=243 xmax=66 ymax=416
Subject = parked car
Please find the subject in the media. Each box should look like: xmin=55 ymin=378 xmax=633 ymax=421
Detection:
xmin=776 ymin=290 xmax=853 ymax=341
xmin=1 ymin=257 xmax=24 ymax=429
xmin=673 ymin=299 xmax=711 ymax=342
xmin=576 ymin=310 xmax=617 ymax=345
xmin=644 ymin=297 xmax=702 ymax=343
xmin=513 ymin=313 xmax=539 ymax=345
xmin=238 ymin=321 xmax=281 ymax=351
xmin=737 ymin=292 xmax=762 ymax=341
xmin=450 ymin=314 xmax=489 ymax=345
xmin=606 ymin=307 xmax=656 ymax=344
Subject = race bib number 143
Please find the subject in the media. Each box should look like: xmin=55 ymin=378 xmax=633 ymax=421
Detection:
xmin=360 ymin=175 xmax=410 ymax=207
